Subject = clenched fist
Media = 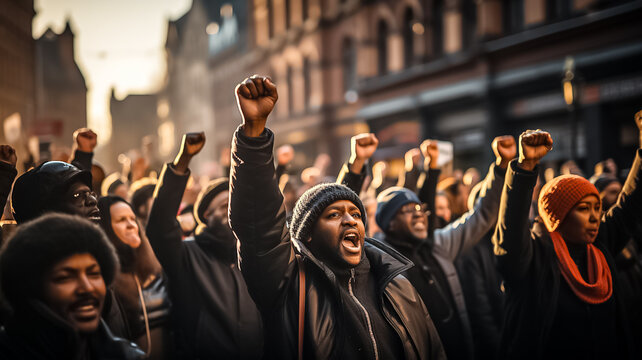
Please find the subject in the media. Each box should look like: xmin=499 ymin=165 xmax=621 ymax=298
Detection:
xmin=420 ymin=140 xmax=439 ymax=169
xmin=236 ymin=75 xmax=278 ymax=137
xmin=173 ymin=132 xmax=206 ymax=174
xmin=349 ymin=133 xmax=379 ymax=174
xmin=517 ymin=130 xmax=553 ymax=171
xmin=492 ymin=135 xmax=517 ymax=169
xmin=73 ymin=128 xmax=97 ymax=153
xmin=0 ymin=145 xmax=17 ymax=167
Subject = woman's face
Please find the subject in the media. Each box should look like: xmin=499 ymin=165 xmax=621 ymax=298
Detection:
xmin=110 ymin=201 xmax=141 ymax=248
xmin=557 ymin=195 xmax=601 ymax=245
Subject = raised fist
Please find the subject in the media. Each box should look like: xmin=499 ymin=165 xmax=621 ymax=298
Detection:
xmin=179 ymin=132 xmax=206 ymax=157
xmin=420 ymin=139 xmax=439 ymax=169
xmin=276 ymin=144 xmax=295 ymax=166
xmin=73 ymin=128 xmax=97 ymax=152
xmin=492 ymin=135 xmax=517 ymax=169
xmin=235 ymin=75 xmax=278 ymax=137
xmin=0 ymin=145 xmax=17 ymax=167
xmin=351 ymin=133 xmax=379 ymax=161
xmin=518 ymin=130 xmax=553 ymax=171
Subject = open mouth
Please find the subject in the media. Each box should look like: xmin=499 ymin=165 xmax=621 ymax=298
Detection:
xmin=341 ymin=231 xmax=362 ymax=255
xmin=88 ymin=209 xmax=101 ymax=221
xmin=70 ymin=297 xmax=100 ymax=321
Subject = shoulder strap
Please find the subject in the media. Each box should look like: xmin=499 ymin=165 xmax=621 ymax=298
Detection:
xmin=297 ymin=256 xmax=306 ymax=360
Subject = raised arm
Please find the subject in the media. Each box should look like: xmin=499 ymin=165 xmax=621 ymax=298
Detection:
xmin=229 ymin=76 xmax=294 ymax=311
xmin=417 ymin=140 xmax=440 ymax=236
xmin=337 ymin=133 xmax=378 ymax=194
xmin=598 ymin=111 xmax=642 ymax=254
xmin=433 ymin=135 xmax=515 ymax=260
xmin=69 ymin=128 xmax=97 ymax=172
xmin=146 ymin=132 xmax=205 ymax=277
xmin=493 ymin=130 xmax=553 ymax=283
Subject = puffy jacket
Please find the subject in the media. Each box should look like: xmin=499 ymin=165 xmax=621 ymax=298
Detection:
xmin=0 ymin=300 xmax=144 ymax=360
xmin=229 ymin=127 xmax=446 ymax=360
xmin=146 ymin=163 xmax=263 ymax=359
xmin=492 ymin=151 xmax=642 ymax=359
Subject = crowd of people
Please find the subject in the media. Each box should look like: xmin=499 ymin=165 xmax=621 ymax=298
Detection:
xmin=0 ymin=74 xmax=639 ymax=359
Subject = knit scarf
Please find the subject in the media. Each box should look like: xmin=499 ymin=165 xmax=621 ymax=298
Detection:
xmin=550 ymin=231 xmax=613 ymax=304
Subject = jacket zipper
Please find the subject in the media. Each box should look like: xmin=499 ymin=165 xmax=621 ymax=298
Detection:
xmin=348 ymin=268 xmax=379 ymax=360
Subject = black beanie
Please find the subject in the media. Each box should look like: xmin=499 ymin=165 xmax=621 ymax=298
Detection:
xmin=194 ymin=177 xmax=229 ymax=227
xmin=375 ymin=186 xmax=421 ymax=232
xmin=131 ymin=183 xmax=156 ymax=217
xmin=289 ymin=183 xmax=366 ymax=242
xmin=0 ymin=213 xmax=118 ymax=310
xmin=12 ymin=161 xmax=92 ymax=224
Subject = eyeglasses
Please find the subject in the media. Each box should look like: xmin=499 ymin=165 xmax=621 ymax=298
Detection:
xmin=398 ymin=203 xmax=431 ymax=216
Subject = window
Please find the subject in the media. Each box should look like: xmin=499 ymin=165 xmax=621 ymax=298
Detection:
xmin=303 ymin=57 xmax=311 ymax=109
xmin=432 ymin=0 xmax=444 ymax=57
xmin=285 ymin=0 xmax=291 ymax=29
xmin=302 ymin=0 xmax=308 ymax=22
xmin=287 ymin=65 xmax=295 ymax=114
xmin=377 ymin=20 xmax=388 ymax=75
xmin=504 ymin=0 xmax=524 ymax=33
xmin=268 ymin=0 xmax=275 ymax=37
xmin=342 ymin=38 xmax=357 ymax=92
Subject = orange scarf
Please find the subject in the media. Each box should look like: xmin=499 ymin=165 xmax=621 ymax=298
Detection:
xmin=550 ymin=231 xmax=613 ymax=304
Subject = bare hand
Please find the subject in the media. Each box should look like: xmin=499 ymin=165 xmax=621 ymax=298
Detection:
xmin=404 ymin=148 xmax=421 ymax=172
xmin=235 ymin=75 xmax=278 ymax=137
xmin=73 ymin=128 xmax=97 ymax=152
xmin=518 ymin=130 xmax=553 ymax=171
xmin=492 ymin=135 xmax=517 ymax=169
xmin=174 ymin=132 xmax=205 ymax=174
xmin=420 ymin=140 xmax=439 ymax=169
xmin=0 ymin=145 xmax=17 ymax=167
xmin=349 ymin=133 xmax=378 ymax=174
xmin=276 ymin=144 xmax=295 ymax=166
xmin=635 ymin=109 xmax=642 ymax=131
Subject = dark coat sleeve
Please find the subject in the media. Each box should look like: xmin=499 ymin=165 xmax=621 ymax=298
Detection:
xmin=492 ymin=160 xmax=539 ymax=284
xmin=336 ymin=162 xmax=367 ymax=195
xmin=598 ymin=149 xmax=642 ymax=255
xmin=145 ymin=163 xmax=189 ymax=279
xmin=229 ymin=127 xmax=295 ymax=312
xmin=418 ymin=168 xmax=440 ymax=238
xmin=70 ymin=149 xmax=93 ymax=171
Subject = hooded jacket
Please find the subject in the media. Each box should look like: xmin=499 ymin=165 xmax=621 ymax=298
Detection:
xmin=0 ymin=300 xmax=144 ymax=360
xmin=229 ymin=127 xmax=446 ymax=360
xmin=491 ymin=152 xmax=642 ymax=359
xmin=146 ymin=163 xmax=263 ymax=359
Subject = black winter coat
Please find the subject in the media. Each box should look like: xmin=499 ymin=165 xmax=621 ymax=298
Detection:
xmin=492 ymin=151 xmax=642 ymax=359
xmin=229 ymin=127 xmax=446 ymax=360
xmin=146 ymin=163 xmax=263 ymax=359
xmin=0 ymin=300 xmax=144 ymax=360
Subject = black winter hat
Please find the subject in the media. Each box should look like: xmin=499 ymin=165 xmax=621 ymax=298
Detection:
xmin=290 ymin=183 xmax=366 ymax=243
xmin=375 ymin=186 xmax=421 ymax=232
xmin=0 ymin=213 xmax=118 ymax=310
xmin=194 ymin=177 xmax=229 ymax=227
xmin=592 ymin=174 xmax=619 ymax=193
xmin=12 ymin=161 xmax=92 ymax=224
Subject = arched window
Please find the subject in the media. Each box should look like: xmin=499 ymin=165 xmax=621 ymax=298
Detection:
xmin=377 ymin=20 xmax=388 ymax=75
xmin=403 ymin=8 xmax=415 ymax=68
xmin=303 ymin=57 xmax=311 ymax=109
xmin=342 ymin=38 xmax=357 ymax=93
xmin=432 ymin=0 xmax=444 ymax=57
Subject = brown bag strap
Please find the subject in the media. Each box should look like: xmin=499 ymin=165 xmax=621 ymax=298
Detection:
xmin=297 ymin=257 xmax=306 ymax=360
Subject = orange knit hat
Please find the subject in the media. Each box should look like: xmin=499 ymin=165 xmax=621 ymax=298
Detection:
xmin=538 ymin=175 xmax=601 ymax=232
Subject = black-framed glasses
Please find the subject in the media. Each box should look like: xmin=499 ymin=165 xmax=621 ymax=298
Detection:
xmin=398 ymin=203 xmax=431 ymax=216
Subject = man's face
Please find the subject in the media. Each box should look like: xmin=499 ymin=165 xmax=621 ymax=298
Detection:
xmin=42 ymin=253 xmax=106 ymax=333
xmin=389 ymin=202 xmax=429 ymax=241
xmin=309 ymin=200 xmax=366 ymax=268
xmin=600 ymin=181 xmax=622 ymax=210
xmin=558 ymin=195 xmax=601 ymax=245
xmin=61 ymin=182 xmax=100 ymax=221
xmin=204 ymin=190 xmax=229 ymax=229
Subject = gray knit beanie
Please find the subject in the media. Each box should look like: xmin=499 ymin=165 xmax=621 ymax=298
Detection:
xmin=375 ymin=186 xmax=421 ymax=232
xmin=290 ymin=183 xmax=366 ymax=242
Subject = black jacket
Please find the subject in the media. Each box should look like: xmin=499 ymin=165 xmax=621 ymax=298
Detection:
xmin=0 ymin=300 xmax=144 ymax=360
xmin=229 ymin=127 xmax=446 ymax=360
xmin=146 ymin=163 xmax=263 ymax=359
xmin=492 ymin=151 xmax=642 ymax=360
